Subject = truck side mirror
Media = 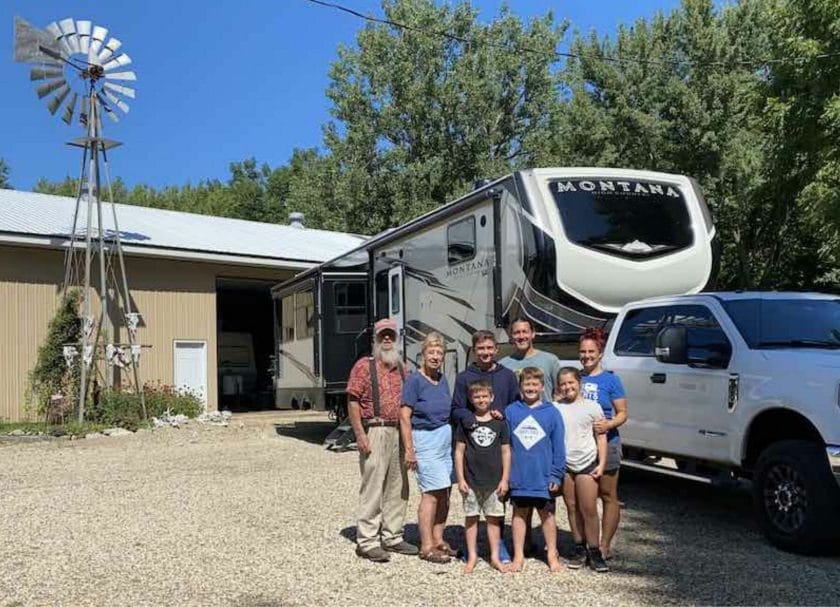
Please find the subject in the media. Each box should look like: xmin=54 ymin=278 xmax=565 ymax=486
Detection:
xmin=655 ymin=325 xmax=688 ymax=364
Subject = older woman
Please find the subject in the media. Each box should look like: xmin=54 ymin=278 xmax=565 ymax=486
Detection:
xmin=399 ymin=332 xmax=454 ymax=564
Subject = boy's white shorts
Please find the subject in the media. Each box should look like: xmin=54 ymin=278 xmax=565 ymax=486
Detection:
xmin=463 ymin=487 xmax=505 ymax=518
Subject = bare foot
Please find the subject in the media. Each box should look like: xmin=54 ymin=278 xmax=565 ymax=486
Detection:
xmin=490 ymin=559 xmax=511 ymax=573
xmin=600 ymin=545 xmax=611 ymax=560
xmin=463 ymin=558 xmax=477 ymax=574
xmin=510 ymin=558 xmax=525 ymax=573
xmin=547 ymin=552 xmax=563 ymax=573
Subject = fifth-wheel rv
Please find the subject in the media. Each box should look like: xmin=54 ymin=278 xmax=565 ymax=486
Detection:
xmin=272 ymin=167 xmax=716 ymax=412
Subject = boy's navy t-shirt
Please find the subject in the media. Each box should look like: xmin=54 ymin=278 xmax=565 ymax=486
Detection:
xmin=455 ymin=419 xmax=510 ymax=492
xmin=401 ymin=371 xmax=451 ymax=430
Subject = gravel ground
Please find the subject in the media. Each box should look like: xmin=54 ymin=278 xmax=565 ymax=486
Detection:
xmin=1 ymin=411 xmax=838 ymax=607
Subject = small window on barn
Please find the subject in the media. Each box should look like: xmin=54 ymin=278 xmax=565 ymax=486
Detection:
xmin=295 ymin=290 xmax=315 ymax=338
xmin=448 ymin=216 xmax=476 ymax=265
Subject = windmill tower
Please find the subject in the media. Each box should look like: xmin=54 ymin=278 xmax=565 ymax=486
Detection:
xmin=13 ymin=17 xmax=145 ymax=421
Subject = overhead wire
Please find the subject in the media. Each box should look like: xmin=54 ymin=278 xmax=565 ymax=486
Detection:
xmin=302 ymin=0 xmax=840 ymax=70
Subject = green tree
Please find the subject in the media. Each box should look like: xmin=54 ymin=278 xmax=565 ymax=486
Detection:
xmin=0 ymin=158 xmax=11 ymax=189
xmin=318 ymin=0 xmax=566 ymax=234
xmin=751 ymin=0 xmax=840 ymax=288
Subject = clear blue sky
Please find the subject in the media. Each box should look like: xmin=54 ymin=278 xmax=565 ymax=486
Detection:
xmin=1 ymin=1 xmax=682 ymax=191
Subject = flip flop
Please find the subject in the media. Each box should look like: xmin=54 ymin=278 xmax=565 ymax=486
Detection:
xmin=436 ymin=542 xmax=459 ymax=557
xmin=419 ymin=549 xmax=451 ymax=564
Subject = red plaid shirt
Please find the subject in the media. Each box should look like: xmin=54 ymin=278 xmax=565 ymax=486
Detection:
xmin=346 ymin=357 xmax=405 ymax=421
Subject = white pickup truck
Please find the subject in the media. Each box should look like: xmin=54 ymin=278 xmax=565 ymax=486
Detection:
xmin=600 ymin=291 xmax=840 ymax=554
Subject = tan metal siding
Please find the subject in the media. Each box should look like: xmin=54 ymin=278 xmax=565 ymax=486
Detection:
xmin=0 ymin=244 xmax=292 ymax=422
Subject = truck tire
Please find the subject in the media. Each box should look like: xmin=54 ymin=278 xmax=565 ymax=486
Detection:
xmin=752 ymin=440 xmax=840 ymax=554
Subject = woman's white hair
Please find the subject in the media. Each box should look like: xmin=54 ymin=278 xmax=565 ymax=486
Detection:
xmin=421 ymin=332 xmax=445 ymax=354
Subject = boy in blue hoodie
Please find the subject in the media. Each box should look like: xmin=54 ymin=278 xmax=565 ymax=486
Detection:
xmin=451 ymin=330 xmax=520 ymax=429
xmin=506 ymin=366 xmax=566 ymax=573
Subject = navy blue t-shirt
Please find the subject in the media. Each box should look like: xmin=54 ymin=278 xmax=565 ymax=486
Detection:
xmin=401 ymin=371 xmax=452 ymax=430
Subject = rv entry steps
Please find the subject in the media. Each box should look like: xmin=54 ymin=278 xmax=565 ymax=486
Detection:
xmin=324 ymin=418 xmax=357 ymax=452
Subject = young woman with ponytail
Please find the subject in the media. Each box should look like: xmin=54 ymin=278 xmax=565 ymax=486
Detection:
xmin=578 ymin=327 xmax=628 ymax=560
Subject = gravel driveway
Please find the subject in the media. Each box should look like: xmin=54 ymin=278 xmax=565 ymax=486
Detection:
xmin=1 ymin=412 xmax=837 ymax=607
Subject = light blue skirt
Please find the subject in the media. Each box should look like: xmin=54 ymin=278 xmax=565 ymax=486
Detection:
xmin=412 ymin=424 xmax=453 ymax=493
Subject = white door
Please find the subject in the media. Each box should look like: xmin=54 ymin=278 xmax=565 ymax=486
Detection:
xmin=388 ymin=265 xmax=405 ymax=350
xmin=173 ymin=341 xmax=207 ymax=405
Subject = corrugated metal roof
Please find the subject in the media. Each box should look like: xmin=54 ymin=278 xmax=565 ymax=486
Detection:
xmin=0 ymin=189 xmax=364 ymax=264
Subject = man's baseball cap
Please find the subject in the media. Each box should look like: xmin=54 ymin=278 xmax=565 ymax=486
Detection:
xmin=374 ymin=318 xmax=398 ymax=337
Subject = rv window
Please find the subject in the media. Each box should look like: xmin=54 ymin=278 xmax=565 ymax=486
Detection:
xmin=447 ymin=216 xmax=476 ymax=265
xmin=334 ymin=283 xmax=367 ymax=334
xmin=295 ymin=290 xmax=315 ymax=339
xmin=550 ymin=179 xmax=693 ymax=259
xmin=390 ymin=273 xmax=401 ymax=315
xmin=281 ymin=295 xmax=295 ymax=342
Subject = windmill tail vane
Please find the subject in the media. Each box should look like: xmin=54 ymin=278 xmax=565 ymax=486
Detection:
xmin=14 ymin=15 xmax=146 ymax=422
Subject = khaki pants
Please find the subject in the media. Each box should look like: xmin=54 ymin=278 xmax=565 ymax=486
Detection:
xmin=356 ymin=426 xmax=409 ymax=551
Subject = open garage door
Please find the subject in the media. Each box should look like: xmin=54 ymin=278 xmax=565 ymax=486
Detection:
xmin=216 ymin=278 xmax=276 ymax=411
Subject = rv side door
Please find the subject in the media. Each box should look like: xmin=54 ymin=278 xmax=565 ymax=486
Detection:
xmin=387 ymin=265 xmax=405 ymax=351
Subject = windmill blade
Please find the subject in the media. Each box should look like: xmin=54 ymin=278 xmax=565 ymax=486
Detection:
xmin=30 ymin=67 xmax=64 ymax=81
xmin=61 ymin=92 xmax=78 ymax=124
xmin=89 ymin=24 xmax=108 ymax=63
xmin=105 ymin=71 xmax=137 ymax=82
xmin=37 ymin=78 xmax=67 ymax=99
xmin=104 ymin=82 xmax=135 ymax=99
xmin=76 ymin=20 xmax=92 ymax=53
xmin=46 ymin=85 xmax=70 ymax=115
xmin=104 ymin=90 xmax=130 ymax=114
xmin=97 ymin=37 xmax=122 ymax=62
xmin=44 ymin=21 xmax=72 ymax=57
xmin=13 ymin=16 xmax=62 ymax=64
xmin=96 ymin=93 xmax=119 ymax=122
xmin=103 ymin=53 xmax=132 ymax=71
xmin=58 ymin=18 xmax=81 ymax=55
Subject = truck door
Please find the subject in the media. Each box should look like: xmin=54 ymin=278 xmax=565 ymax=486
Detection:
xmin=388 ymin=265 xmax=405 ymax=352
xmin=649 ymin=304 xmax=734 ymax=463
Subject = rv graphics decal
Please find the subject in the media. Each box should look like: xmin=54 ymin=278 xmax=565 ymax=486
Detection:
xmin=445 ymin=253 xmax=495 ymax=279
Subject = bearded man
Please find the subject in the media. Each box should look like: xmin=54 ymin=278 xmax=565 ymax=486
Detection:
xmin=346 ymin=318 xmax=418 ymax=562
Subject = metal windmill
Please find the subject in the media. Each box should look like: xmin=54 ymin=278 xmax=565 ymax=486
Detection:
xmin=13 ymin=16 xmax=146 ymax=421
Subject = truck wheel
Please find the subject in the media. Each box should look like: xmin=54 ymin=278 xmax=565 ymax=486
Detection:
xmin=752 ymin=440 xmax=840 ymax=554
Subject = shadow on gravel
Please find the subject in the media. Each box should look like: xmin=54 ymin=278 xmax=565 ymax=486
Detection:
xmin=614 ymin=468 xmax=840 ymax=605
xmin=339 ymin=523 xmax=466 ymax=552
xmin=273 ymin=421 xmax=335 ymax=445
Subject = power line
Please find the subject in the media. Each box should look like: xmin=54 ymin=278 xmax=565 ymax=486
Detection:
xmin=303 ymin=0 xmax=840 ymax=70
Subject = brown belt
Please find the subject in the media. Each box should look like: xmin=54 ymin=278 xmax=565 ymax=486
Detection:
xmin=363 ymin=419 xmax=398 ymax=428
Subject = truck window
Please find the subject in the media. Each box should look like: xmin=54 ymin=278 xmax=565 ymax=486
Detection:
xmin=334 ymin=282 xmax=367 ymax=334
xmin=668 ymin=305 xmax=732 ymax=368
xmin=447 ymin=216 xmax=476 ymax=265
xmin=614 ymin=307 xmax=669 ymax=356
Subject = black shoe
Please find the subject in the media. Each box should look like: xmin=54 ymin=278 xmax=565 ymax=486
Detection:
xmin=566 ymin=542 xmax=586 ymax=570
xmin=356 ymin=545 xmax=390 ymax=562
xmin=382 ymin=541 xmax=419 ymax=555
xmin=587 ymin=547 xmax=609 ymax=573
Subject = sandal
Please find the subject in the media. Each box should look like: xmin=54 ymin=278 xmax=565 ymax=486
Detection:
xmin=419 ymin=549 xmax=451 ymax=564
xmin=436 ymin=542 xmax=459 ymax=557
